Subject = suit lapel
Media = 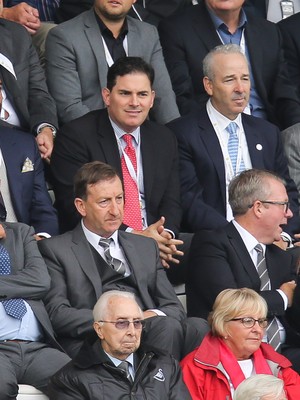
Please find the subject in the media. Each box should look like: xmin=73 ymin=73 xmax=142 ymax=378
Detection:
xmin=0 ymin=133 xmax=22 ymax=217
xmin=0 ymin=24 xmax=29 ymax=126
xmin=198 ymin=110 xmax=227 ymax=207
xmin=96 ymin=111 xmax=123 ymax=177
xmin=118 ymin=232 xmax=149 ymax=304
xmin=226 ymin=223 xmax=261 ymax=286
xmin=71 ymin=224 xmax=103 ymax=299
xmin=140 ymin=123 xmax=155 ymax=204
xmin=83 ymin=9 xmax=108 ymax=91
xmin=191 ymin=3 xmax=222 ymax=50
xmin=242 ymin=114 xmax=265 ymax=168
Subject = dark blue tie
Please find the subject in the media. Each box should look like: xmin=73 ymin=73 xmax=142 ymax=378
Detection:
xmin=0 ymin=244 xmax=27 ymax=319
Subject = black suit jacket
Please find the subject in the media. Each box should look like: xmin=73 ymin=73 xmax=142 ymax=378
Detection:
xmin=39 ymin=224 xmax=185 ymax=356
xmin=186 ymin=222 xmax=298 ymax=319
xmin=158 ymin=1 xmax=300 ymax=130
xmin=278 ymin=13 xmax=300 ymax=99
xmin=168 ymin=108 xmax=300 ymax=234
xmin=0 ymin=18 xmax=57 ymax=132
xmin=51 ymin=108 xmax=181 ymax=234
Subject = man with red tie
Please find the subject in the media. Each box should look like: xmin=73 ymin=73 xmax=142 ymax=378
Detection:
xmin=51 ymin=57 xmax=183 ymax=271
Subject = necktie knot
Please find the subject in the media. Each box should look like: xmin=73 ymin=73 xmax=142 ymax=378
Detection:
xmin=122 ymin=134 xmax=134 ymax=148
xmin=118 ymin=361 xmax=133 ymax=383
xmin=98 ymin=237 xmax=112 ymax=249
xmin=226 ymin=121 xmax=238 ymax=137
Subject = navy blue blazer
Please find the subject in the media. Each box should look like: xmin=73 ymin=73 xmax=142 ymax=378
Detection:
xmin=0 ymin=126 xmax=59 ymax=235
xmin=168 ymin=108 xmax=300 ymax=235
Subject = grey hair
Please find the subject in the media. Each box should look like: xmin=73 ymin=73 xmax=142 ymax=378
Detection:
xmin=229 ymin=169 xmax=285 ymax=217
xmin=233 ymin=374 xmax=286 ymax=400
xmin=93 ymin=290 xmax=142 ymax=322
xmin=203 ymin=43 xmax=246 ymax=80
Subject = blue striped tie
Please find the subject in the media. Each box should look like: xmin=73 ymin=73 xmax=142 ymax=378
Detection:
xmin=226 ymin=122 xmax=245 ymax=174
xmin=0 ymin=244 xmax=27 ymax=319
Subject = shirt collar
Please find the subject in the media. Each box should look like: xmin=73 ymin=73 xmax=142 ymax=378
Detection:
xmin=81 ymin=219 xmax=119 ymax=250
xmin=94 ymin=10 xmax=128 ymax=38
xmin=208 ymin=6 xmax=247 ymax=32
xmin=207 ymin=99 xmax=243 ymax=133
xmin=109 ymin=117 xmax=140 ymax=146
xmin=105 ymin=351 xmax=134 ymax=368
xmin=232 ymin=220 xmax=266 ymax=255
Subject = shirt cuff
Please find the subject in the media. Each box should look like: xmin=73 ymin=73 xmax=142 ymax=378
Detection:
xmin=148 ymin=309 xmax=166 ymax=317
xmin=277 ymin=289 xmax=288 ymax=310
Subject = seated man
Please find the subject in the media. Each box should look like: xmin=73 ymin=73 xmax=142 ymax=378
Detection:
xmin=0 ymin=4 xmax=57 ymax=159
xmin=51 ymin=56 xmax=183 ymax=270
xmin=0 ymin=221 xmax=70 ymax=398
xmin=168 ymin=44 xmax=300 ymax=237
xmin=39 ymin=161 xmax=208 ymax=359
xmin=48 ymin=290 xmax=192 ymax=399
xmin=186 ymin=168 xmax=300 ymax=372
xmin=0 ymin=126 xmax=59 ymax=236
xmin=45 ymin=0 xmax=179 ymax=126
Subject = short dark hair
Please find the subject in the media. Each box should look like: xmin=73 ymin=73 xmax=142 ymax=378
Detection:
xmin=106 ymin=57 xmax=155 ymax=91
xmin=74 ymin=161 xmax=121 ymax=200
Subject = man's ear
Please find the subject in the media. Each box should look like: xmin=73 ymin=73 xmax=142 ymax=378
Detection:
xmin=102 ymin=87 xmax=110 ymax=107
xmin=203 ymin=76 xmax=213 ymax=96
xmin=94 ymin=322 xmax=104 ymax=339
xmin=74 ymin=198 xmax=86 ymax=217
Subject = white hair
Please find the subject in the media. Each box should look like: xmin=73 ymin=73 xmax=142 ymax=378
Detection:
xmin=233 ymin=375 xmax=286 ymax=400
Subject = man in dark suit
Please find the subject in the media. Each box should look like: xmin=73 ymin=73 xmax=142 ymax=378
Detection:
xmin=158 ymin=0 xmax=300 ymax=132
xmin=0 ymin=15 xmax=57 ymax=159
xmin=39 ymin=161 xmax=208 ymax=359
xmin=278 ymin=12 xmax=300 ymax=101
xmin=168 ymin=44 xmax=300 ymax=236
xmin=51 ymin=56 xmax=183 ymax=269
xmin=186 ymin=168 xmax=300 ymax=371
xmin=0 ymin=126 xmax=59 ymax=236
xmin=0 ymin=221 xmax=70 ymax=397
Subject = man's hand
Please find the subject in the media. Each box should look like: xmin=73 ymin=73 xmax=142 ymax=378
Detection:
xmin=280 ymin=280 xmax=297 ymax=307
xmin=132 ymin=216 xmax=183 ymax=268
xmin=1 ymin=3 xmax=40 ymax=35
xmin=0 ymin=224 xmax=6 ymax=239
xmin=36 ymin=127 xmax=54 ymax=161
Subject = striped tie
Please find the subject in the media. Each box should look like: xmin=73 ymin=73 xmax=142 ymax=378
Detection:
xmin=226 ymin=122 xmax=245 ymax=174
xmin=98 ymin=238 xmax=126 ymax=276
xmin=118 ymin=361 xmax=133 ymax=384
xmin=255 ymin=244 xmax=281 ymax=351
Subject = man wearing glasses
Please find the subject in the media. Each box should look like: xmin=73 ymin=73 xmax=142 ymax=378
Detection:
xmin=39 ymin=161 xmax=207 ymax=360
xmin=186 ymin=168 xmax=300 ymax=373
xmin=48 ymin=290 xmax=191 ymax=399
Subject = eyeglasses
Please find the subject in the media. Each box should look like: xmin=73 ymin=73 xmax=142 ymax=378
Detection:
xmin=228 ymin=317 xmax=268 ymax=329
xmin=249 ymin=200 xmax=290 ymax=213
xmin=98 ymin=320 xmax=145 ymax=330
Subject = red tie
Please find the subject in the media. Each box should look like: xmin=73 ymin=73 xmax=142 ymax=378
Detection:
xmin=121 ymin=134 xmax=143 ymax=230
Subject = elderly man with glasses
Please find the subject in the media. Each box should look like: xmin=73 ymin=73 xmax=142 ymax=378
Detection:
xmin=48 ymin=290 xmax=192 ymax=400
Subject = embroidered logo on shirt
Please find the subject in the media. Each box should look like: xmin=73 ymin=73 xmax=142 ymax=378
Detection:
xmin=153 ymin=368 xmax=165 ymax=382
xmin=21 ymin=158 xmax=34 ymax=173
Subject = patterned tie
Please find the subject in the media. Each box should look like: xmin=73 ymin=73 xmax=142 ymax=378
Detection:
xmin=226 ymin=122 xmax=245 ymax=174
xmin=0 ymin=244 xmax=27 ymax=319
xmin=255 ymin=244 xmax=281 ymax=351
xmin=118 ymin=361 xmax=133 ymax=384
xmin=98 ymin=238 xmax=126 ymax=276
xmin=121 ymin=134 xmax=143 ymax=230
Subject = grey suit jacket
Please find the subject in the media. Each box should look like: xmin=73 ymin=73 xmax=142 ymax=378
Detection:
xmin=0 ymin=222 xmax=60 ymax=349
xmin=45 ymin=9 xmax=179 ymax=125
xmin=0 ymin=19 xmax=58 ymax=132
xmin=39 ymin=224 xmax=185 ymax=353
